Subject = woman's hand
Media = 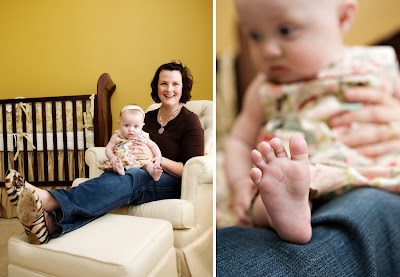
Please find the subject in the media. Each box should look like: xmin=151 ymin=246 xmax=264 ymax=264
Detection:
xmin=329 ymin=87 xmax=400 ymax=157
xmin=129 ymin=141 xmax=154 ymax=159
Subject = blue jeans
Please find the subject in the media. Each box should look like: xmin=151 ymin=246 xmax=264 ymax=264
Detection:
xmin=48 ymin=168 xmax=180 ymax=238
xmin=217 ymin=188 xmax=400 ymax=276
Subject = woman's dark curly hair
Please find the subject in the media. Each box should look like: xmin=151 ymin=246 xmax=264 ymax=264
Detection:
xmin=150 ymin=61 xmax=193 ymax=103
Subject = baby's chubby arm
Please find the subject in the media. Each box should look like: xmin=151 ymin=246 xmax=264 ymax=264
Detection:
xmin=105 ymin=133 xmax=119 ymax=164
xmin=224 ymin=74 xmax=267 ymax=225
xmin=146 ymin=139 xmax=162 ymax=165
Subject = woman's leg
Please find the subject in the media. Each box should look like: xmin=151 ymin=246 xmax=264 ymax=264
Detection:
xmin=217 ymin=187 xmax=400 ymax=276
xmin=48 ymin=168 xmax=180 ymax=238
xmin=24 ymin=182 xmax=60 ymax=211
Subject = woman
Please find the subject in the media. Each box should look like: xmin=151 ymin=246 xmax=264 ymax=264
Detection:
xmin=5 ymin=61 xmax=204 ymax=244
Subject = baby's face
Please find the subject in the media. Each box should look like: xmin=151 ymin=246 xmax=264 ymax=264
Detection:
xmin=119 ymin=111 xmax=144 ymax=139
xmin=236 ymin=0 xmax=346 ymax=83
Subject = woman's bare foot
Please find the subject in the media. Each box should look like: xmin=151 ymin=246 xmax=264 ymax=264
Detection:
xmin=250 ymin=134 xmax=312 ymax=244
xmin=145 ymin=164 xmax=163 ymax=181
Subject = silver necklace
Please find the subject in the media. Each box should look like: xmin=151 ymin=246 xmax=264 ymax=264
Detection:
xmin=158 ymin=104 xmax=182 ymax=134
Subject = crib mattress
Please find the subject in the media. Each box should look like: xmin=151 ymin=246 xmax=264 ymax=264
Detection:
xmin=0 ymin=131 xmax=94 ymax=151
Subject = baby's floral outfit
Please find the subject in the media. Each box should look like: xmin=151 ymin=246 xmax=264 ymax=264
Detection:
xmin=258 ymin=46 xmax=400 ymax=198
xmin=98 ymin=129 xmax=151 ymax=171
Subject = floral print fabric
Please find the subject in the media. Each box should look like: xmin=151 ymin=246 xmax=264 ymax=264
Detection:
xmin=258 ymin=46 xmax=400 ymax=198
xmin=98 ymin=129 xmax=151 ymax=171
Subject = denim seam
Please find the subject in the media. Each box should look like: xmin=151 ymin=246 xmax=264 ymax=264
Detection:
xmin=94 ymin=196 xmax=132 ymax=216
xmin=137 ymin=185 xmax=178 ymax=192
xmin=129 ymin=185 xmax=179 ymax=205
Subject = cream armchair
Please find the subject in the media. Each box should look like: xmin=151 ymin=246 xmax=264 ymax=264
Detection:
xmin=73 ymin=100 xmax=213 ymax=277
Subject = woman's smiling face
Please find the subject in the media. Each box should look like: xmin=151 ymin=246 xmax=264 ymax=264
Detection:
xmin=157 ymin=70 xmax=183 ymax=107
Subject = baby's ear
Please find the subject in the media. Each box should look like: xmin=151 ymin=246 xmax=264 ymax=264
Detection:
xmin=339 ymin=0 xmax=358 ymax=33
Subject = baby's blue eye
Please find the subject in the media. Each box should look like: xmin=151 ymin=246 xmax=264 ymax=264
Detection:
xmin=249 ymin=32 xmax=262 ymax=42
xmin=279 ymin=26 xmax=292 ymax=36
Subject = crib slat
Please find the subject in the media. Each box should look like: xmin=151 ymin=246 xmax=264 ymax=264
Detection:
xmin=72 ymin=100 xmax=79 ymax=179
xmin=11 ymin=102 xmax=18 ymax=171
xmin=42 ymin=102 xmax=49 ymax=182
xmin=2 ymin=104 xmax=8 ymax=174
xmin=61 ymin=101 xmax=69 ymax=181
xmin=21 ymin=105 xmax=29 ymax=181
xmin=51 ymin=101 xmax=59 ymax=181
xmin=32 ymin=101 xmax=39 ymax=183
xmin=82 ymin=99 xmax=89 ymax=178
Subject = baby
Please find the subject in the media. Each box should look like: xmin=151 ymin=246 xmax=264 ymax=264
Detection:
xmin=226 ymin=0 xmax=400 ymax=244
xmin=98 ymin=104 xmax=163 ymax=181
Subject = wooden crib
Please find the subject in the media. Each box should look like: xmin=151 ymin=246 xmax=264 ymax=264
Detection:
xmin=0 ymin=73 xmax=116 ymax=218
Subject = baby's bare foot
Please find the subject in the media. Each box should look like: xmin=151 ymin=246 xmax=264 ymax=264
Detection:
xmin=150 ymin=165 xmax=163 ymax=181
xmin=153 ymin=167 xmax=163 ymax=182
xmin=250 ymin=134 xmax=312 ymax=244
xmin=147 ymin=164 xmax=163 ymax=181
xmin=113 ymin=162 xmax=125 ymax=176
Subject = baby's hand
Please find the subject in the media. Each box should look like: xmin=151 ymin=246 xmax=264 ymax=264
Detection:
xmin=110 ymin=157 xmax=120 ymax=166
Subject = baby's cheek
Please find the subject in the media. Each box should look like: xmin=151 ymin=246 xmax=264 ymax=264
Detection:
xmin=249 ymin=47 xmax=269 ymax=75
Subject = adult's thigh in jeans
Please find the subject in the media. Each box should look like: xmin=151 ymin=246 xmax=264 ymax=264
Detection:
xmin=216 ymin=188 xmax=400 ymax=276
xmin=126 ymin=167 xmax=181 ymax=205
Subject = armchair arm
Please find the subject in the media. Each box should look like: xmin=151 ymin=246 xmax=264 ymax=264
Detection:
xmin=85 ymin=147 xmax=107 ymax=179
xmin=181 ymin=154 xmax=213 ymax=233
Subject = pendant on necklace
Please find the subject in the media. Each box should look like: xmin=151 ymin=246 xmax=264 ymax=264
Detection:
xmin=158 ymin=127 xmax=164 ymax=134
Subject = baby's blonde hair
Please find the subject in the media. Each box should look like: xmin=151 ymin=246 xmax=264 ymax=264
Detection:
xmin=120 ymin=104 xmax=145 ymax=117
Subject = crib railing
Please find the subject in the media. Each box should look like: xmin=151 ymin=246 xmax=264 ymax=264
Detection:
xmin=0 ymin=73 xmax=116 ymax=187
xmin=0 ymin=95 xmax=94 ymax=186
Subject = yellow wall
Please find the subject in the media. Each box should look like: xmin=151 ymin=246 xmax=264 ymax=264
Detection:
xmin=216 ymin=0 xmax=238 ymax=55
xmin=0 ymin=0 xmax=213 ymax=131
xmin=217 ymin=0 xmax=400 ymax=55
xmin=344 ymin=0 xmax=400 ymax=45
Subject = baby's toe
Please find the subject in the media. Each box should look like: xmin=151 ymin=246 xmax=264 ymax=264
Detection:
xmin=251 ymin=149 xmax=267 ymax=171
xmin=269 ymin=137 xmax=288 ymax=158
xmin=289 ymin=134 xmax=309 ymax=161
xmin=250 ymin=167 xmax=262 ymax=186
xmin=258 ymin=141 xmax=277 ymax=163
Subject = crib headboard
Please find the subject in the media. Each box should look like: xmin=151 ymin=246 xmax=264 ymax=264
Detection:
xmin=0 ymin=73 xmax=116 ymax=187
xmin=96 ymin=73 xmax=116 ymax=147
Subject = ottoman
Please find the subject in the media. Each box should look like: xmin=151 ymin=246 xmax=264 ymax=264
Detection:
xmin=8 ymin=214 xmax=177 ymax=277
